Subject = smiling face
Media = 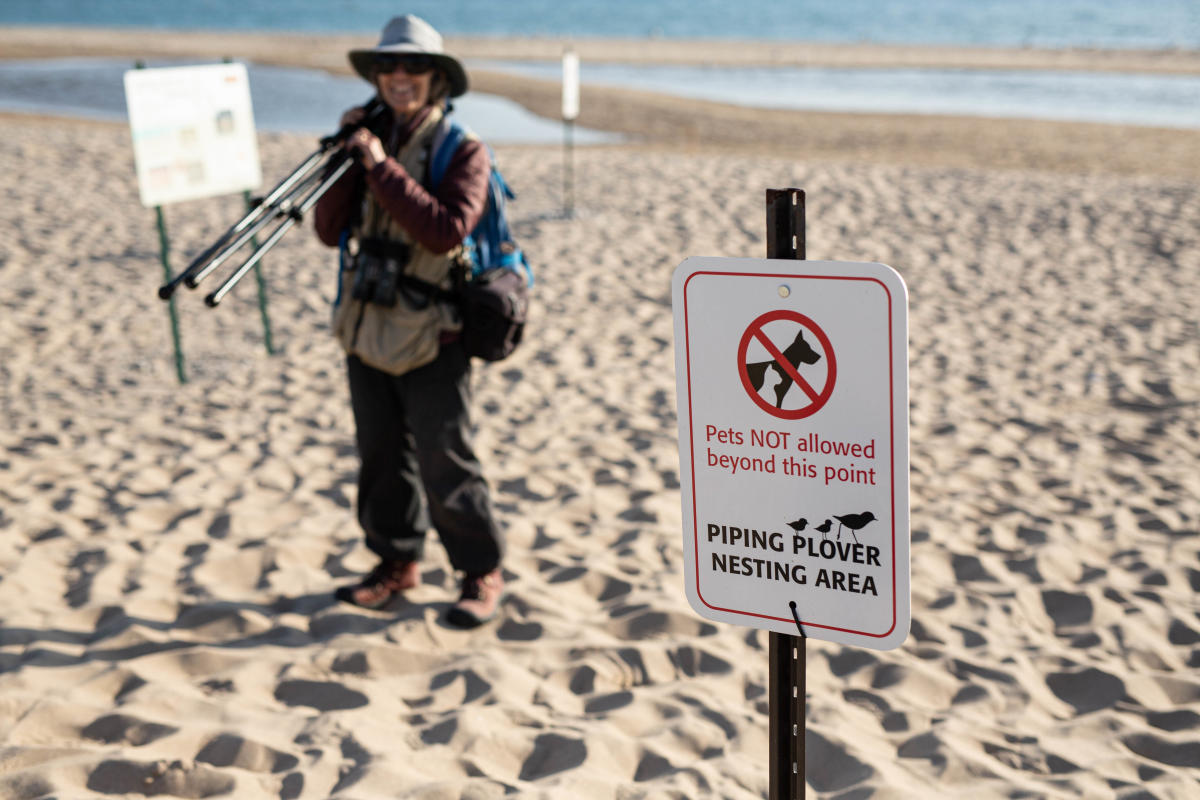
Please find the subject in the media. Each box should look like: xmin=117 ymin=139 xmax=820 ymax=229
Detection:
xmin=373 ymin=56 xmax=436 ymax=119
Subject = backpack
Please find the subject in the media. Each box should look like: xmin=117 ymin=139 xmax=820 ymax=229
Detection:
xmin=429 ymin=116 xmax=532 ymax=362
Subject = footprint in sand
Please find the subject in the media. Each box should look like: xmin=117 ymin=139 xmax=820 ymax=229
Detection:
xmin=81 ymin=713 xmax=176 ymax=747
xmin=195 ymin=732 xmax=300 ymax=773
xmin=86 ymin=759 xmax=234 ymax=796
xmin=273 ymin=679 xmax=368 ymax=711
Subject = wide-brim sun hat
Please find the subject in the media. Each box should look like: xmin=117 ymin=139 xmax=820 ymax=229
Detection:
xmin=349 ymin=15 xmax=469 ymax=98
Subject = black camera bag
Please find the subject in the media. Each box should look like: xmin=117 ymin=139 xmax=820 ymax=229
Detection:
xmin=457 ymin=266 xmax=528 ymax=362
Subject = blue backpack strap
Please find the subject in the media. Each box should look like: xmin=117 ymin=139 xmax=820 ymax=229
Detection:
xmin=429 ymin=114 xmax=477 ymax=268
xmin=334 ymin=228 xmax=351 ymax=306
xmin=429 ymin=115 xmax=468 ymax=189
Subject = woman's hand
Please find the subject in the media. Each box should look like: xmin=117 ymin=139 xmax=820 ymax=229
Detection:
xmin=339 ymin=107 xmax=387 ymax=170
xmin=345 ymin=128 xmax=387 ymax=170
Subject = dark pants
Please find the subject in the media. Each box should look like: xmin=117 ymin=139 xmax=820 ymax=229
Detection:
xmin=346 ymin=344 xmax=503 ymax=576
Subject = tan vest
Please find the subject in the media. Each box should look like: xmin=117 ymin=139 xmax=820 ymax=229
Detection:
xmin=331 ymin=106 xmax=463 ymax=375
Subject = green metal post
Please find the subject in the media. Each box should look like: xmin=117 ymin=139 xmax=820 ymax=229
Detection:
xmin=244 ymin=190 xmax=276 ymax=354
xmin=155 ymin=205 xmax=188 ymax=384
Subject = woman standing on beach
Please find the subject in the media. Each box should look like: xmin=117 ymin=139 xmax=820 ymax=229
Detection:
xmin=313 ymin=15 xmax=504 ymax=627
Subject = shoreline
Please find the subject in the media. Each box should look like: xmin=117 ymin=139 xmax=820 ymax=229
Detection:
xmin=5 ymin=25 xmax=1200 ymax=179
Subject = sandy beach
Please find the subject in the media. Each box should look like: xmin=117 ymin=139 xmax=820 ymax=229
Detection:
xmin=2 ymin=27 xmax=1200 ymax=799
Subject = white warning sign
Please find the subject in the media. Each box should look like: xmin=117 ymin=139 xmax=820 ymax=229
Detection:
xmin=672 ymin=257 xmax=911 ymax=650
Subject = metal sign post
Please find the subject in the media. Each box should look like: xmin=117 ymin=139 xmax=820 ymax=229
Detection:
xmin=767 ymin=187 xmax=806 ymax=800
xmin=671 ymin=191 xmax=910 ymax=800
xmin=243 ymin=189 xmax=276 ymax=355
xmin=153 ymin=203 xmax=188 ymax=384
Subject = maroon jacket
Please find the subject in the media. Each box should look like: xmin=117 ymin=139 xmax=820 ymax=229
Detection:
xmin=314 ymin=106 xmax=490 ymax=254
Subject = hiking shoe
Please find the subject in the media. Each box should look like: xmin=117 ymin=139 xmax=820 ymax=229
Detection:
xmin=334 ymin=560 xmax=419 ymax=609
xmin=446 ymin=569 xmax=504 ymax=628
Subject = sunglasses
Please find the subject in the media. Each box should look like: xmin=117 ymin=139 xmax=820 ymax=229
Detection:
xmin=373 ymin=54 xmax=436 ymax=76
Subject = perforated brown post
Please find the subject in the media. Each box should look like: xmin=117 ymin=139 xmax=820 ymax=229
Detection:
xmin=766 ymin=187 xmax=806 ymax=800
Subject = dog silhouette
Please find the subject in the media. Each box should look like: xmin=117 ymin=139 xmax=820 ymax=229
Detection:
xmin=746 ymin=329 xmax=821 ymax=407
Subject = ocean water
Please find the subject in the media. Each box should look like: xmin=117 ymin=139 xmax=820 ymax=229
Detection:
xmin=2 ymin=0 xmax=1199 ymax=50
xmin=2 ymin=52 xmax=1196 ymax=136
xmin=0 ymin=58 xmax=619 ymax=143
xmin=473 ymin=60 xmax=1200 ymax=130
xmin=2 ymin=2 xmax=1198 ymax=135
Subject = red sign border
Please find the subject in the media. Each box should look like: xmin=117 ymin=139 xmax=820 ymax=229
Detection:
xmin=737 ymin=309 xmax=838 ymax=420
xmin=681 ymin=270 xmax=901 ymax=640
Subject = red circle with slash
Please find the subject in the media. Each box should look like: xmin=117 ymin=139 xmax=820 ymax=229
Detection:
xmin=737 ymin=310 xmax=837 ymax=420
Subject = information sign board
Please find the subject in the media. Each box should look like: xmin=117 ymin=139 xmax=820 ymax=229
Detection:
xmin=124 ymin=63 xmax=262 ymax=207
xmin=673 ymin=257 xmax=910 ymax=649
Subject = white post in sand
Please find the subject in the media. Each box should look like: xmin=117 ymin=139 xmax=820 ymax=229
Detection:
xmin=561 ymin=47 xmax=580 ymax=218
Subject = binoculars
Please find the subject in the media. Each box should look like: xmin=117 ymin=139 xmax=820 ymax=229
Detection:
xmin=350 ymin=238 xmax=413 ymax=308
